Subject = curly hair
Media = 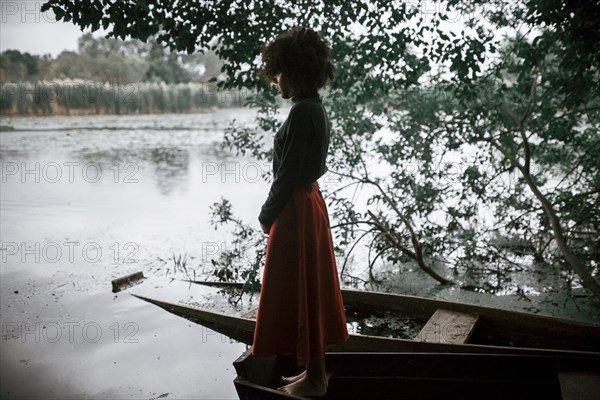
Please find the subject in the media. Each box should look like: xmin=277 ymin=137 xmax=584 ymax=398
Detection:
xmin=257 ymin=26 xmax=335 ymax=98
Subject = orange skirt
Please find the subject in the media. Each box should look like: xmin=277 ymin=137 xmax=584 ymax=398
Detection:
xmin=252 ymin=182 xmax=349 ymax=366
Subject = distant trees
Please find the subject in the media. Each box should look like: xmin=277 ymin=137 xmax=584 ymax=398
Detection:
xmin=143 ymin=38 xmax=193 ymax=83
xmin=0 ymin=33 xmax=243 ymax=115
xmin=0 ymin=50 xmax=43 ymax=82
xmin=1 ymin=32 xmax=224 ymax=84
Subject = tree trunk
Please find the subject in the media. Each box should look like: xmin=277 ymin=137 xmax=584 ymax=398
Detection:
xmin=522 ymin=173 xmax=600 ymax=299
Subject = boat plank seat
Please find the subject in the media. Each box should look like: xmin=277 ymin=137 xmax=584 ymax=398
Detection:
xmin=415 ymin=308 xmax=479 ymax=344
xmin=241 ymin=308 xmax=258 ymax=320
xmin=558 ymin=370 xmax=600 ymax=400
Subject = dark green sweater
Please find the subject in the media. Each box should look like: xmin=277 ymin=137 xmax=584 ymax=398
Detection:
xmin=258 ymin=93 xmax=330 ymax=226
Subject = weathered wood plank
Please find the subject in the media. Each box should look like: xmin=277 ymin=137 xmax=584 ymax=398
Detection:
xmin=111 ymin=271 xmax=145 ymax=293
xmin=234 ymin=351 xmax=600 ymax=400
xmin=416 ymin=308 xmax=478 ymax=344
xmin=336 ymin=287 xmax=600 ymax=352
xmin=131 ymin=292 xmax=600 ymax=357
xmin=185 ymin=280 xmax=600 ymax=353
xmin=558 ymin=370 xmax=600 ymax=400
xmin=241 ymin=308 xmax=258 ymax=319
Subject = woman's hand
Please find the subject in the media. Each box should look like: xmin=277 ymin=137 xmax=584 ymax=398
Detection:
xmin=260 ymin=223 xmax=271 ymax=234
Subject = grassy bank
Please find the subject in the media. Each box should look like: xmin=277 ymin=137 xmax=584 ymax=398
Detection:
xmin=0 ymin=80 xmax=251 ymax=116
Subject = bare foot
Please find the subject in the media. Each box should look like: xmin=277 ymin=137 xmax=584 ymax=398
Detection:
xmin=278 ymin=374 xmax=327 ymax=397
xmin=281 ymin=370 xmax=306 ymax=384
xmin=278 ymin=372 xmax=332 ymax=397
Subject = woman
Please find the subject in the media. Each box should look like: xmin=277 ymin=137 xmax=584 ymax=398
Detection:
xmin=252 ymin=26 xmax=349 ymax=397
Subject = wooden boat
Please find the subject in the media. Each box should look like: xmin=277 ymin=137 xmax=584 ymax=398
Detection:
xmin=184 ymin=280 xmax=600 ymax=353
xmin=131 ymin=290 xmax=600 ymax=358
xmin=233 ymin=348 xmax=600 ymax=400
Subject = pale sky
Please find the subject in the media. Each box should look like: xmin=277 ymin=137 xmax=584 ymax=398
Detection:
xmin=0 ymin=0 xmax=109 ymax=57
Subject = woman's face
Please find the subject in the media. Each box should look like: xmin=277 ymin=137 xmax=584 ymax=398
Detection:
xmin=274 ymin=72 xmax=291 ymax=99
xmin=274 ymin=73 xmax=282 ymax=93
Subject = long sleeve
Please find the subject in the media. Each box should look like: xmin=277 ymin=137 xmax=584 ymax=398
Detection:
xmin=258 ymin=104 xmax=314 ymax=226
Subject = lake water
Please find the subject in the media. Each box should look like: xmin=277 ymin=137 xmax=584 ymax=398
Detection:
xmin=1 ymin=109 xmax=598 ymax=399
xmin=0 ymin=109 xmax=276 ymax=399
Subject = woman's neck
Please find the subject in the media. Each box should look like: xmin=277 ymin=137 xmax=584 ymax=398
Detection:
xmin=291 ymin=91 xmax=320 ymax=103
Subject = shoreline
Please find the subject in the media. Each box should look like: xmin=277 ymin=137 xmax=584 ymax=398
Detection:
xmin=0 ymin=106 xmax=231 ymax=118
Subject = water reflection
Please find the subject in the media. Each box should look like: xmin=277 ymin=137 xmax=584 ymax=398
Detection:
xmin=149 ymin=147 xmax=190 ymax=195
xmin=0 ymin=110 xmax=263 ymax=400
